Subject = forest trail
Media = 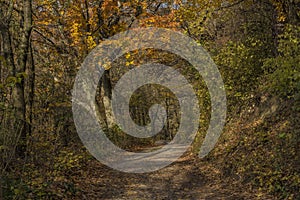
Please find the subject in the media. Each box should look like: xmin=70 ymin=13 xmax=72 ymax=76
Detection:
xmin=72 ymin=149 xmax=268 ymax=200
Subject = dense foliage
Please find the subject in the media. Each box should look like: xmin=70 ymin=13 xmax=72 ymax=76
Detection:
xmin=0 ymin=0 xmax=299 ymax=199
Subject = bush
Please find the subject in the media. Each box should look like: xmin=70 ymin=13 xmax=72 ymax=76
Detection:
xmin=263 ymin=24 xmax=300 ymax=99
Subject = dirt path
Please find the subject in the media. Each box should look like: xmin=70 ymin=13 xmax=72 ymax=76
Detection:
xmin=72 ymin=149 xmax=271 ymax=200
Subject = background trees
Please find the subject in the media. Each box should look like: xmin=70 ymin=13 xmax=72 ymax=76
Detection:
xmin=0 ymin=0 xmax=299 ymax=199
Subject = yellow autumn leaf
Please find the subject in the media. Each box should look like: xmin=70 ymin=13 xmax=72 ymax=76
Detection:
xmin=125 ymin=53 xmax=131 ymax=59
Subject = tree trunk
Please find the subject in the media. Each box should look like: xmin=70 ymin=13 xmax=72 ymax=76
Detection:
xmin=102 ymin=70 xmax=115 ymax=128
xmin=13 ymin=0 xmax=32 ymax=156
xmin=26 ymin=40 xmax=35 ymax=136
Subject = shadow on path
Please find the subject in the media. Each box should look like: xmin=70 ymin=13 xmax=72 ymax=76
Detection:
xmin=72 ymin=147 xmax=271 ymax=200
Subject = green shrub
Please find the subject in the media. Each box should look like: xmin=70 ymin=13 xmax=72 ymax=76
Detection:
xmin=263 ymin=24 xmax=300 ymax=99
